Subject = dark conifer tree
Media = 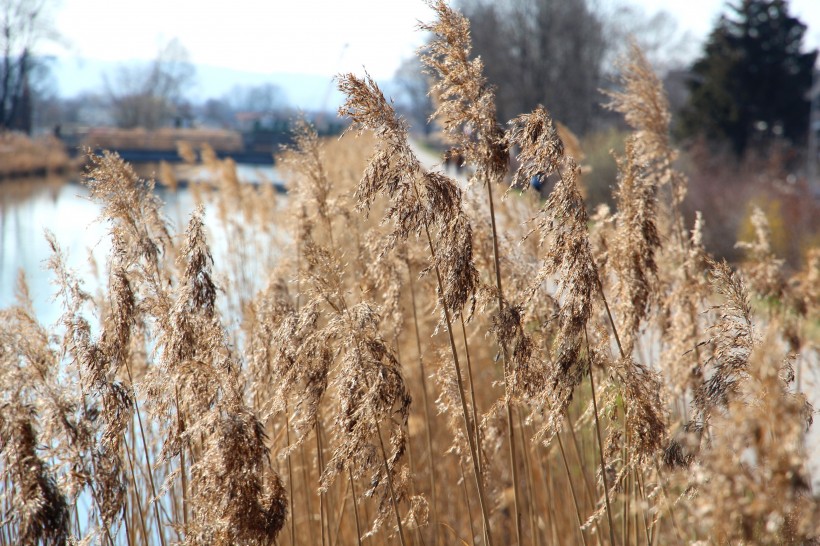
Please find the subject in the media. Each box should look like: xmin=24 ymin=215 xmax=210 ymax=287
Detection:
xmin=681 ymin=0 xmax=818 ymax=156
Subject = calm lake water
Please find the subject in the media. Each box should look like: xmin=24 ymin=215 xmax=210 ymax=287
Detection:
xmin=0 ymin=164 xmax=280 ymax=324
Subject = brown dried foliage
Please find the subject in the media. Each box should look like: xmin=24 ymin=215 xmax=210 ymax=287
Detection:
xmin=2 ymin=5 xmax=819 ymax=546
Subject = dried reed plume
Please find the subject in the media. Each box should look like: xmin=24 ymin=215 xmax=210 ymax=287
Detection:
xmin=690 ymin=326 xmax=818 ymax=544
xmin=420 ymin=0 xmax=508 ymax=186
xmin=320 ymin=299 xmax=412 ymax=538
xmin=611 ymin=136 xmax=661 ymax=354
xmin=693 ymin=258 xmax=756 ymax=428
xmin=168 ymin=209 xmax=287 ymax=546
xmin=3 ymin=4 xmax=820 ymax=545
xmin=338 ymin=68 xmax=493 ymax=543
xmin=338 ymin=72 xmax=479 ymax=317
xmin=48 ymin=233 xmax=129 ymax=534
xmin=605 ymin=41 xmax=687 ymax=211
xmin=736 ymin=206 xmax=786 ymax=300
xmin=508 ymin=107 xmax=594 ymax=435
xmin=0 ymin=401 xmax=70 ymax=546
xmin=281 ymin=119 xmax=415 ymax=542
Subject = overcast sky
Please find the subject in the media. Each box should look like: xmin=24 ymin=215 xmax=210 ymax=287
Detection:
xmin=43 ymin=0 xmax=820 ymax=79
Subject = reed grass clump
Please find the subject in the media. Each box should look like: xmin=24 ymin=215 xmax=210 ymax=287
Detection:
xmin=1 ymin=2 xmax=819 ymax=545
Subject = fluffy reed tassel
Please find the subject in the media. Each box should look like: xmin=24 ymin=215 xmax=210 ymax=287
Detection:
xmin=0 ymin=400 xmax=70 ymax=546
xmin=186 ymin=402 xmax=288 ymax=546
xmin=1 ymin=276 xmax=91 ymax=540
xmin=320 ymin=300 xmax=412 ymax=537
xmin=611 ymin=136 xmax=661 ymax=354
xmin=84 ymin=150 xmax=171 ymax=279
xmin=690 ymin=326 xmax=818 ymax=544
xmin=605 ymin=41 xmax=687 ymax=210
xmin=155 ymin=209 xmax=288 ymax=545
xmin=736 ymin=206 xmax=786 ymax=300
xmin=693 ymin=258 xmax=756 ymax=429
xmin=792 ymin=248 xmax=820 ymax=320
xmin=339 ymin=67 xmax=493 ymax=545
xmin=47 ymin=233 xmax=130 ymax=532
xmin=338 ymin=72 xmax=479 ymax=317
xmin=420 ymin=0 xmax=508 ymax=186
xmin=508 ymin=107 xmax=594 ymax=437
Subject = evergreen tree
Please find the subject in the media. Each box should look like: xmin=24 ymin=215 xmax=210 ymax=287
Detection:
xmin=680 ymin=0 xmax=818 ymax=155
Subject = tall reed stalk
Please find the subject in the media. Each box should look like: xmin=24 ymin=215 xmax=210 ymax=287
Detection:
xmin=2 ymin=4 xmax=820 ymax=546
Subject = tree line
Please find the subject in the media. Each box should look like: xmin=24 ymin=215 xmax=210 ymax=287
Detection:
xmin=0 ymin=0 xmax=293 ymax=134
xmin=395 ymin=0 xmax=817 ymax=158
xmin=3 ymin=0 xmax=818 ymax=159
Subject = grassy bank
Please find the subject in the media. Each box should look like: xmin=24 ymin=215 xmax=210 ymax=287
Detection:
xmin=0 ymin=132 xmax=74 ymax=180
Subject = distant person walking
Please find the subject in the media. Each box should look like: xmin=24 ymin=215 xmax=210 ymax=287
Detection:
xmin=444 ymin=148 xmax=464 ymax=174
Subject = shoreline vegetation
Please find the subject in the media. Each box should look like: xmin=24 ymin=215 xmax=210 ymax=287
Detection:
xmin=0 ymin=132 xmax=76 ymax=180
xmin=79 ymin=127 xmax=244 ymax=155
xmin=1 ymin=2 xmax=819 ymax=546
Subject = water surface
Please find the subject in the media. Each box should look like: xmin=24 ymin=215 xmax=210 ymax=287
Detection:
xmin=0 ymin=164 xmax=280 ymax=324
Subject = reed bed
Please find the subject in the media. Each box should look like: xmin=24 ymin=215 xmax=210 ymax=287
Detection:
xmin=0 ymin=132 xmax=72 ymax=178
xmin=81 ymin=128 xmax=244 ymax=153
xmin=2 ymin=3 xmax=819 ymax=545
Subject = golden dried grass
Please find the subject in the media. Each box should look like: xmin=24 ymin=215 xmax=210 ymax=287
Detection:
xmin=1 ymin=3 xmax=819 ymax=546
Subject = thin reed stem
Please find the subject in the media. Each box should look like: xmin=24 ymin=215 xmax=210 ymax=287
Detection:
xmin=123 ymin=502 xmax=133 ymax=546
xmin=329 ymin=468 xmax=351 ymax=546
xmin=124 ymin=432 xmax=149 ymax=544
xmin=632 ymin=471 xmax=640 ymax=546
xmin=459 ymin=316 xmax=484 ymax=476
xmin=422 ymin=221 xmax=494 ymax=546
xmin=635 ymin=470 xmax=652 ymax=546
xmin=504 ymin=405 xmax=522 ymax=545
xmin=565 ymin=412 xmax=604 ymax=542
xmin=319 ymin=421 xmax=339 ymax=546
xmin=174 ymin=386 xmax=188 ymax=535
xmin=622 ymin=427 xmax=630 ymax=546
xmin=597 ymin=283 xmax=626 ymax=361
xmin=300 ymin=440 xmax=316 ymax=546
xmin=349 ymin=467 xmax=363 ymax=546
xmin=374 ymin=418 xmax=408 ymax=546
xmin=537 ymin=413 xmax=560 ymax=545
xmin=557 ymin=431 xmax=589 ymax=546
xmin=459 ymin=459 xmax=477 ymax=546
xmin=408 ymin=266 xmax=439 ymax=546
xmin=653 ymin=459 xmax=683 ymax=545
xmin=285 ymin=405 xmax=296 ymax=546
xmin=316 ymin=420 xmax=327 ymax=546
xmin=517 ymin=413 xmax=539 ymax=546
xmin=585 ymin=327 xmax=617 ymax=546
xmin=483 ymin=158 xmax=523 ymax=546
xmin=124 ymin=361 xmax=166 ymax=546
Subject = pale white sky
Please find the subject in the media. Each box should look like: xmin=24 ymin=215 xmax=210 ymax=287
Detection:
xmin=42 ymin=0 xmax=820 ymax=88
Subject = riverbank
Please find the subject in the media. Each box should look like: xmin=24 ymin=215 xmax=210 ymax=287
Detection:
xmin=0 ymin=132 xmax=76 ymax=180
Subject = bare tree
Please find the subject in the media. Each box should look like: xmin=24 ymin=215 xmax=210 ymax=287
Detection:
xmin=456 ymin=0 xmax=693 ymax=133
xmin=604 ymin=5 xmax=695 ymax=74
xmin=106 ymin=38 xmax=195 ymax=129
xmin=458 ymin=0 xmax=607 ymax=133
xmin=0 ymin=0 xmax=58 ymax=132
xmin=201 ymin=97 xmax=235 ymax=128
xmin=392 ymin=56 xmax=435 ymax=134
xmin=228 ymin=83 xmax=288 ymax=114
